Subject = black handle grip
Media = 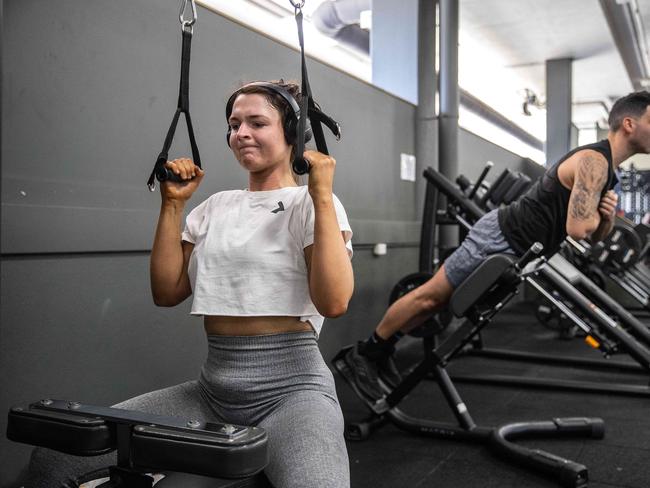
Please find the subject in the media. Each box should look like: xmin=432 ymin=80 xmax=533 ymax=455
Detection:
xmin=516 ymin=242 xmax=543 ymax=270
xmin=456 ymin=175 xmax=471 ymax=192
xmin=469 ymin=161 xmax=493 ymax=200
xmin=292 ymin=158 xmax=310 ymax=175
xmin=155 ymin=166 xmax=193 ymax=183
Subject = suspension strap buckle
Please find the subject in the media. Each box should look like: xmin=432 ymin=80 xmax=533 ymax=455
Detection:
xmin=179 ymin=0 xmax=197 ymax=34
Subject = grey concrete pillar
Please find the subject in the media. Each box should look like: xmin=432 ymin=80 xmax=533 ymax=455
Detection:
xmin=416 ymin=0 xmax=438 ymax=221
xmin=438 ymin=0 xmax=459 ymax=249
xmin=371 ymin=0 xmax=419 ymax=104
xmin=545 ymin=58 xmax=573 ymax=165
xmin=439 ymin=0 xmax=459 ymax=180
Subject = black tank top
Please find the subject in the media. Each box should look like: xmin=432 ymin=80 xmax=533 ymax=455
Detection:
xmin=498 ymin=139 xmax=618 ymax=256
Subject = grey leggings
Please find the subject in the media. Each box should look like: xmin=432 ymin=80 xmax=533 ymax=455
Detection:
xmin=25 ymin=331 xmax=350 ymax=488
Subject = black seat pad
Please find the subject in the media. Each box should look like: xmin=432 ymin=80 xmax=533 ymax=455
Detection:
xmin=450 ymin=254 xmax=516 ymax=318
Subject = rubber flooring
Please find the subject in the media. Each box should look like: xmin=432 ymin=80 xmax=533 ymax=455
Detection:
xmin=337 ymin=301 xmax=650 ymax=488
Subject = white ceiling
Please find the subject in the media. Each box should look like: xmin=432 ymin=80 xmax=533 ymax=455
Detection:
xmin=460 ymin=0 xmax=647 ymax=129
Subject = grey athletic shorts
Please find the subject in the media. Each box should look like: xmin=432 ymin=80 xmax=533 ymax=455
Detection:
xmin=444 ymin=209 xmax=516 ymax=288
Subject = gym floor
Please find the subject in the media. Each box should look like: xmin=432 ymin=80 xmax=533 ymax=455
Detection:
xmin=336 ymin=301 xmax=650 ymax=488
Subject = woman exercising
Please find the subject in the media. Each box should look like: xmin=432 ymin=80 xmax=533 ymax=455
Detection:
xmin=26 ymin=80 xmax=354 ymax=488
xmin=346 ymin=90 xmax=650 ymax=401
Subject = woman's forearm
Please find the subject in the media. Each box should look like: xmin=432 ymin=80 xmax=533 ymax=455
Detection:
xmin=150 ymin=158 xmax=203 ymax=305
xmin=150 ymin=201 xmax=191 ymax=305
xmin=309 ymin=196 xmax=354 ymax=317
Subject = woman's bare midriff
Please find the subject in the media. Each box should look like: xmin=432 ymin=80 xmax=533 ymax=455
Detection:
xmin=204 ymin=315 xmax=313 ymax=336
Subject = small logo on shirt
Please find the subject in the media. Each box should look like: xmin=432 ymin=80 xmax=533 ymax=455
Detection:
xmin=271 ymin=201 xmax=285 ymax=214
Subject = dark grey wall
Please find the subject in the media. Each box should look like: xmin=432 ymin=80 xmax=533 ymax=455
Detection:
xmin=459 ymin=129 xmax=535 ymax=181
xmin=1 ymin=1 xmax=534 ymax=485
xmin=1 ymin=0 xmax=418 ymax=254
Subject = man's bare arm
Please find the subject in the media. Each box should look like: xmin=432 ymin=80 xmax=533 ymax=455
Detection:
xmin=566 ymin=151 xmax=608 ymax=240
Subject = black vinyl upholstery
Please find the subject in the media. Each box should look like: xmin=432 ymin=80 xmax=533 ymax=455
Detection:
xmin=450 ymin=254 xmax=516 ymax=318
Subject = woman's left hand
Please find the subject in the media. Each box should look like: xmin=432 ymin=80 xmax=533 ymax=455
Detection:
xmin=304 ymin=150 xmax=336 ymax=200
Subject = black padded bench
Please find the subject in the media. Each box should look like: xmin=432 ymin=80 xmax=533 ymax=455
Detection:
xmin=333 ymin=243 xmax=604 ymax=488
xmin=7 ymin=399 xmax=271 ymax=487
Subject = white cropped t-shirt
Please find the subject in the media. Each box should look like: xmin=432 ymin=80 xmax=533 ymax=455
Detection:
xmin=181 ymin=185 xmax=353 ymax=336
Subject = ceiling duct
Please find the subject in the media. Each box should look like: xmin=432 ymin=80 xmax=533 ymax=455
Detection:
xmin=311 ymin=0 xmax=370 ymax=56
xmin=599 ymin=0 xmax=650 ymax=90
xmin=461 ymin=90 xmax=544 ymax=151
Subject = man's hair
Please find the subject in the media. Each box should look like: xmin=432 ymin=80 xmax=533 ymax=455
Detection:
xmin=608 ymin=90 xmax=650 ymax=131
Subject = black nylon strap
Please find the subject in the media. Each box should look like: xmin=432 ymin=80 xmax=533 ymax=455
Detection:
xmin=292 ymin=9 xmax=341 ymax=175
xmin=292 ymin=10 xmax=310 ymax=174
xmin=178 ymin=29 xmax=192 ymax=112
xmin=308 ymin=106 xmax=340 ymax=143
xmin=148 ymin=29 xmax=202 ymax=191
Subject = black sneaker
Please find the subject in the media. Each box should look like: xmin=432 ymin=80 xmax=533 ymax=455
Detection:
xmin=378 ymin=354 xmax=402 ymax=389
xmin=344 ymin=343 xmax=383 ymax=400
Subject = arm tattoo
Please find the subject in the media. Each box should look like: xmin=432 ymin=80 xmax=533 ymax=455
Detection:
xmin=569 ymin=153 xmax=607 ymax=221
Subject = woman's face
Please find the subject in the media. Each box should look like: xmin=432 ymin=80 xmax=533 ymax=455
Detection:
xmin=228 ymin=93 xmax=292 ymax=173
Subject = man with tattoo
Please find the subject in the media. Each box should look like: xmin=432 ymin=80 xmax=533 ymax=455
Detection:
xmin=346 ymin=90 xmax=650 ymax=400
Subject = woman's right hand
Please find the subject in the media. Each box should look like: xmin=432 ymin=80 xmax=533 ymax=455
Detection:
xmin=160 ymin=158 xmax=204 ymax=203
